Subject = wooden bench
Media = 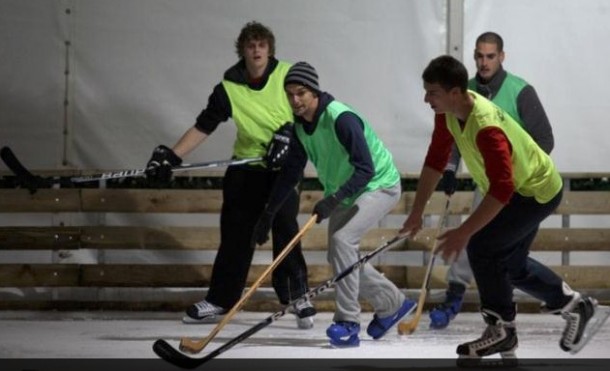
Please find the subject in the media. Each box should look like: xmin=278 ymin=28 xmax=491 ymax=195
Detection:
xmin=0 ymin=170 xmax=609 ymax=313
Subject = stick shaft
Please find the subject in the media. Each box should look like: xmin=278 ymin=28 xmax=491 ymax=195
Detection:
xmin=397 ymin=196 xmax=451 ymax=334
xmin=1 ymin=146 xmax=262 ymax=184
xmin=179 ymin=215 xmax=317 ymax=354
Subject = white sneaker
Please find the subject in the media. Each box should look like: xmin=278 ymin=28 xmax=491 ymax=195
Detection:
xmin=182 ymin=299 xmax=227 ymax=324
xmin=288 ymin=299 xmax=316 ymax=329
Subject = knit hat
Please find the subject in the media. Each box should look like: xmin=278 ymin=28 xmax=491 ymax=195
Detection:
xmin=284 ymin=61 xmax=320 ymax=94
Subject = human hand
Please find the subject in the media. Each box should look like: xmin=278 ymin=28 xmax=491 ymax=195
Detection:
xmin=145 ymin=145 xmax=182 ymax=183
xmin=435 ymin=227 xmax=470 ymax=263
xmin=264 ymin=122 xmax=293 ymax=170
xmin=399 ymin=213 xmax=423 ymax=238
xmin=442 ymin=169 xmax=457 ymax=196
xmin=252 ymin=210 xmax=275 ymax=246
xmin=312 ymin=194 xmax=340 ymax=223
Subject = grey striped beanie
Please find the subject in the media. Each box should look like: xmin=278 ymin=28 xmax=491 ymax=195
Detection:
xmin=284 ymin=61 xmax=320 ymax=94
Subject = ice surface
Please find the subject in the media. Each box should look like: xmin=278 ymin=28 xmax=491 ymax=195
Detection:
xmin=1 ymin=310 xmax=609 ymax=360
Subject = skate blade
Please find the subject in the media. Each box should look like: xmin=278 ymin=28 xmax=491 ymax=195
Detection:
xmin=295 ymin=316 xmax=315 ymax=329
xmin=181 ymin=314 xmax=224 ymax=324
xmin=457 ymin=355 xmax=518 ymax=368
xmin=568 ymin=305 xmax=610 ymax=354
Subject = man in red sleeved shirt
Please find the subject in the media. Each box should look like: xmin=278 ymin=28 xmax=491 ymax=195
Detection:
xmin=400 ymin=55 xmax=604 ymax=363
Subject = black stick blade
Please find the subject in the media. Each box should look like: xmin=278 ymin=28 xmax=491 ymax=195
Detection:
xmin=1 ymin=146 xmax=35 ymax=179
xmin=0 ymin=146 xmax=46 ymax=193
xmin=153 ymin=339 xmax=203 ymax=369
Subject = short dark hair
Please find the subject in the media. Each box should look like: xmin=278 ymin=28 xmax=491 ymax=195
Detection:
xmin=422 ymin=55 xmax=469 ymax=93
xmin=475 ymin=32 xmax=504 ymax=52
xmin=235 ymin=21 xmax=276 ymax=58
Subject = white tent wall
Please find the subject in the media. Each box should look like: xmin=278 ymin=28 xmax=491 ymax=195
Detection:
xmin=0 ymin=0 xmax=445 ymax=172
xmin=0 ymin=0 xmax=65 ymax=168
xmin=0 ymin=2 xmax=608 ymax=269
xmin=2 ymin=1 xmax=608 ymax=172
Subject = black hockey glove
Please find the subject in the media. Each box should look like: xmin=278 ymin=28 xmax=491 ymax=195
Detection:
xmin=313 ymin=194 xmax=340 ymax=223
xmin=442 ymin=169 xmax=457 ymax=196
xmin=252 ymin=210 xmax=275 ymax=246
xmin=264 ymin=122 xmax=293 ymax=170
xmin=145 ymin=145 xmax=182 ymax=183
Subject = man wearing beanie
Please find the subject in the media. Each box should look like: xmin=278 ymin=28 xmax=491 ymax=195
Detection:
xmin=253 ymin=61 xmax=416 ymax=347
xmin=144 ymin=21 xmax=315 ymax=329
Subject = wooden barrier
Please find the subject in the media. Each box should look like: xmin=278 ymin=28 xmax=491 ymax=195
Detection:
xmin=0 ymin=170 xmax=609 ymax=312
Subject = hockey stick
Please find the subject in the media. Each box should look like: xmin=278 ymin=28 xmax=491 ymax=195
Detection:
xmin=0 ymin=146 xmax=47 ymax=193
xmin=71 ymin=156 xmax=262 ymax=183
xmin=397 ymin=196 xmax=451 ymax=335
xmin=1 ymin=146 xmax=262 ymax=188
xmin=153 ymin=233 xmax=409 ymax=369
xmin=177 ymin=215 xmax=317 ymax=355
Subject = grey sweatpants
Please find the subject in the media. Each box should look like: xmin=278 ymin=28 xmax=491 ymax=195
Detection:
xmin=327 ymin=183 xmax=405 ymax=324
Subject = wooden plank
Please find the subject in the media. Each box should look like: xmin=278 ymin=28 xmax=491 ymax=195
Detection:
xmin=4 ymin=264 xmax=609 ymax=290
xmin=1 ymin=226 xmax=608 ymax=252
xmin=81 ymin=265 xmax=213 ymax=287
xmin=0 ymin=227 xmax=81 ymax=250
xmin=2 ymin=188 xmax=609 ymax=214
xmin=77 ymin=264 xmax=408 ymax=288
xmin=80 ymin=226 xmax=220 ymax=250
xmin=556 ymin=191 xmax=610 ymax=214
xmin=532 ymin=229 xmax=610 ymax=251
xmin=300 ymin=191 xmax=475 ymax=215
xmin=405 ymin=266 xmax=610 ymax=290
xmin=0 ymin=264 xmax=80 ymax=286
xmin=0 ymin=189 xmax=81 ymax=212
xmin=77 ymin=226 xmax=423 ymax=251
xmin=81 ymin=189 xmax=223 ymax=213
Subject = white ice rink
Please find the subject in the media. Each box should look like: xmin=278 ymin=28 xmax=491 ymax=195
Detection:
xmin=1 ymin=310 xmax=609 ymax=362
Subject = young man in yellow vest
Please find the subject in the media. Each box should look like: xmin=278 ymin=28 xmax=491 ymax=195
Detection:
xmin=253 ymin=61 xmax=416 ymax=347
xmin=430 ymin=31 xmax=555 ymax=329
xmin=145 ymin=21 xmax=315 ymax=329
xmin=401 ymin=55 xmax=605 ymax=362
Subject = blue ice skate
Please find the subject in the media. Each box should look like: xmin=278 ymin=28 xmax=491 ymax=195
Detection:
xmin=429 ymin=291 xmax=464 ymax=329
xmin=326 ymin=321 xmax=360 ymax=347
xmin=367 ymin=298 xmax=417 ymax=339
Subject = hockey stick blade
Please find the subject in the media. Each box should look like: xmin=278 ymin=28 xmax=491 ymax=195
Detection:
xmin=152 ymin=234 xmax=409 ymax=368
xmin=178 ymin=215 xmax=316 ymax=354
xmin=1 ymin=146 xmax=48 ymax=193
xmin=69 ymin=157 xmax=263 ymax=183
xmin=153 ymin=339 xmax=202 ymax=369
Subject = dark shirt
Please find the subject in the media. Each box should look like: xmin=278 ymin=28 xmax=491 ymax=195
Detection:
xmin=266 ymin=93 xmax=375 ymax=212
xmin=471 ymin=67 xmax=554 ymax=153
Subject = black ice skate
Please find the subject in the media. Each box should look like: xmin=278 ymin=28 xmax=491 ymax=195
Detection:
xmin=288 ymin=298 xmax=317 ymax=329
xmin=456 ymin=309 xmax=518 ymax=367
xmin=557 ymin=293 xmax=610 ymax=354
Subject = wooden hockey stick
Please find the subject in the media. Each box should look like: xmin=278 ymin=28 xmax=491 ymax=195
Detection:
xmin=397 ymin=196 xmax=451 ymax=335
xmin=154 ymin=233 xmax=410 ymax=368
xmin=178 ymin=215 xmax=317 ymax=354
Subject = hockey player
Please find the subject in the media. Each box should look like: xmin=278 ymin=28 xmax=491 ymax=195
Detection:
xmin=145 ymin=21 xmax=315 ymax=329
xmin=253 ymin=61 xmax=416 ymax=347
xmin=401 ymin=55 xmax=606 ymax=361
xmin=430 ymin=31 xmax=555 ymax=329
